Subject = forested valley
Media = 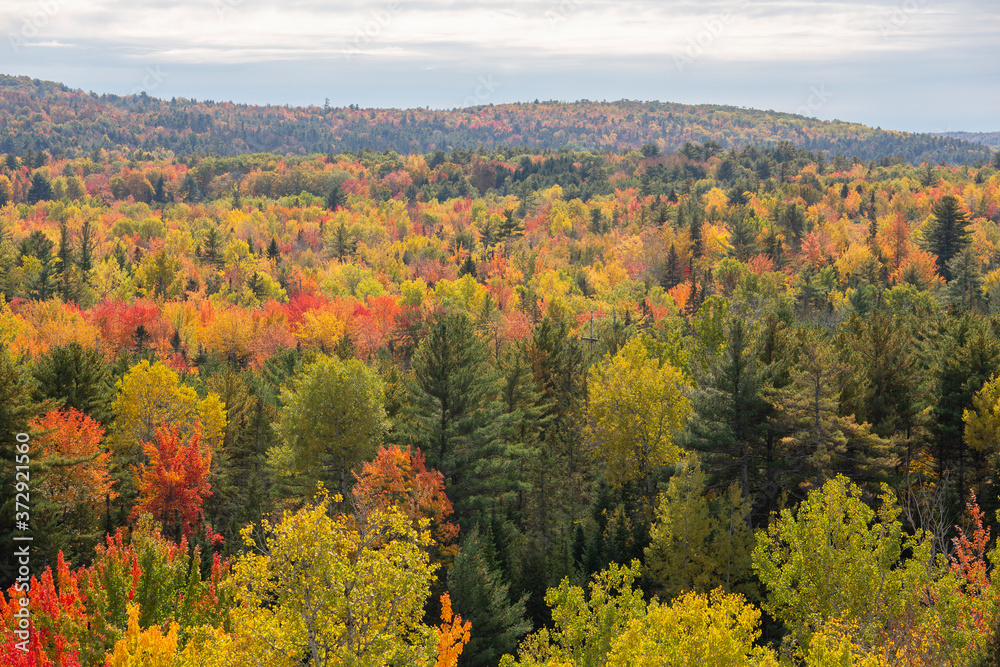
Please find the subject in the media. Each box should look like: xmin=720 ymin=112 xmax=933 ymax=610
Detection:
xmin=3 ymin=87 xmax=1000 ymax=665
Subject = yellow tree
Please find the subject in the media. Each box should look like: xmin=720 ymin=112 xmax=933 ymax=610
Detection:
xmin=109 ymin=360 xmax=226 ymax=518
xmin=220 ymin=493 xmax=439 ymax=667
xmin=964 ymin=374 xmax=1000 ymax=470
xmin=586 ymin=336 xmax=691 ymax=514
xmin=606 ymin=589 xmax=779 ymax=667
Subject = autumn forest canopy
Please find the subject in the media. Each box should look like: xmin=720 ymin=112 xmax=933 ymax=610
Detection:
xmin=4 ymin=74 xmax=1000 ymax=665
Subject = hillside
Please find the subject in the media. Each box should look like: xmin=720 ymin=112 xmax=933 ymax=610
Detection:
xmin=1 ymin=74 xmax=995 ymax=165
xmin=936 ymin=131 xmax=1000 ymax=147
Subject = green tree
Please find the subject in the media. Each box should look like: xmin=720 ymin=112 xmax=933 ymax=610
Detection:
xmin=325 ymin=182 xmax=346 ymax=210
xmin=0 ymin=343 xmax=42 ymax=588
xmin=947 ymin=246 xmax=983 ymax=310
xmin=752 ymin=475 xmax=941 ymax=657
xmin=768 ymin=332 xmax=897 ymax=492
xmin=686 ymin=315 xmax=771 ymax=504
xmin=273 ymin=354 xmax=387 ymax=499
xmin=32 ymin=342 xmax=114 ymax=425
xmin=923 ymin=195 xmax=971 ymax=281
xmin=401 ymin=312 xmax=511 ymax=523
xmin=448 ymin=528 xmax=531 ymax=667
xmin=26 ymin=172 xmax=53 ymax=204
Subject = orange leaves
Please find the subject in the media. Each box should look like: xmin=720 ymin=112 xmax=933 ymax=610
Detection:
xmin=353 ymin=445 xmax=459 ymax=558
xmin=435 ymin=592 xmax=471 ymax=667
xmin=949 ymin=491 xmax=991 ymax=598
xmin=31 ymin=408 xmax=115 ymax=512
xmin=132 ymin=426 xmax=216 ymax=542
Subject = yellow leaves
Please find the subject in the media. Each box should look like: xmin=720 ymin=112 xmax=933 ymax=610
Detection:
xmin=607 ymin=589 xmax=779 ymax=667
xmin=586 ymin=336 xmax=692 ymax=494
xmin=294 ymin=307 xmax=347 ymax=351
xmin=229 ymin=496 xmax=438 ymax=666
xmin=111 ymin=360 xmax=227 ymax=458
xmin=834 ymin=243 xmax=874 ymax=288
xmin=964 ymin=374 xmax=1000 ymax=460
xmin=702 ymin=187 xmax=729 ymax=215
xmin=434 ymin=274 xmax=488 ymax=314
xmin=105 ymin=603 xmax=180 ymax=667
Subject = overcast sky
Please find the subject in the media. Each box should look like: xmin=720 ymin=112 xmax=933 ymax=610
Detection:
xmin=1 ymin=0 xmax=997 ymax=133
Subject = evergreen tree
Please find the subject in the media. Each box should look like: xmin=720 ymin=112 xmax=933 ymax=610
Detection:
xmin=26 ymin=172 xmax=53 ymax=204
xmin=727 ymin=208 xmax=760 ymax=262
xmin=201 ymin=227 xmax=223 ymax=267
xmin=946 ymin=247 xmax=983 ymax=310
xmin=924 ymin=195 xmax=971 ymax=281
xmin=661 ymin=244 xmax=683 ymax=290
xmin=0 ymin=343 xmax=42 ymax=588
xmin=33 ymin=343 xmax=114 ymax=425
xmin=447 ymin=528 xmax=531 ymax=667
xmin=179 ymin=173 xmax=201 ymax=201
xmin=401 ymin=312 xmax=512 ymax=524
xmin=18 ymin=229 xmax=56 ymax=300
xmin=331 ymin=223 xmax=357 ymax=260
xmin=685 ymin=315 xmax=771 ymax=505
xmin=325 ymin=182 xmax=346 ymax=210
xmin=152 ymin=175 xmax=168 ymax=203
xmin=689 ymin=210 xmax=703 ymax=258
xmin=77 ymin=219 xmax=95 ymax=276
xmin=56 ymin=221 xmax=75 ymax=300
xmin=267 ymin=237 xmax=281 ymax=262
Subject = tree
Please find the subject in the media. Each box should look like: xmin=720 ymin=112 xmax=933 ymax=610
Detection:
xmin=32 ymin=342 xmax=114 ymax=425
xmin=353 ymin=445 xmax=460 ymax=566
xmin=500 ymin=561 xmax=646 ymax=667
xmin=325 ymin=182 xmax=346 ymax=210
xmin=752 ymin=475 xmax=939 ymax=655
xmin=30 ymin=408 xmax=113 ymax=562
xmin=923 ymin=195 xmax=971 ymax=281
xmin=26 ymin=173 xmax=53 ymax=204
xmin=644 ymin=455 xmax=754 ymax=601
xmin=132 ymin=425 xmax=215 ymax=542
xmin=606 ymin=589 xmax=779 ymax=667
xmin=586 ymin=336 xmax=691 ymax=516
xmin=401 ymin=312 xmax=511 ymax=523
xmin=223 ymin=494 xmax=438 ymax=667
xmin=767 ymin=332 xmax=896 ymax=491
xmin=685 ymin=315 xmax=771 ymax=505
xmin=274 ymin=354 xmax=387 ymax=498
xmin=448 ymin=529 xmax=531 ymax=667
xmin=108 ymin=360 xmax=226 ymax=523
xmin=0 ymin=343 xmax=42 ymax=588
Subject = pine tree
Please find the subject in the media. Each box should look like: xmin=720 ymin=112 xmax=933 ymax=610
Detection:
xmin=924 ymin=195 xmax=971 ymax=281
xmin=57 ymin=221 xmax=75 ymax=299
xmin=0 ymin=343 xmax=42 ymax=588
xmin=661 ymin=244 xmax=683 ymax=290
xmin=78 ymin=219 xmax=95 ymax=276
xmin=401 ymin=312 xmax=512 ymax=524
xmin=26 ymin=172 xmax=53 ymax=204
xmin=267 ymin=237 xmax=281 ymax=262
xmin=447 ymin=528 xmax=531 ymax=667
xmin=33 ymin=342 xmax=114 ymax=425
xmin=685 ymin=316 xmax=771 ymax=504
xmin=727 ymin=209 xmax=760 ymax=262
xmin=325 ymin=182 xmax=346 ymax=210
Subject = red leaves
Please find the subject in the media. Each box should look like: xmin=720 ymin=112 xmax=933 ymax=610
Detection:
xmin=132 ymin=425 xmax=217 ymax=542
xmin=30 ymin=408 xmax=114 ymax=512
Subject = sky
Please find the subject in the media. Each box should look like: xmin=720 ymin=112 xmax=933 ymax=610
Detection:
xmin=0 ymin=0 xmax=997 ymax=133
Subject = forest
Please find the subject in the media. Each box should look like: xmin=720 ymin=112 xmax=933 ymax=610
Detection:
xmin=2 ymin=105 xmax=1000 ymax=666
xmin=0 ymin=74 xmax=995 ymax=165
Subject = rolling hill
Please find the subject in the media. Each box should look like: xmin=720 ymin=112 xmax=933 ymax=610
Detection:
xmin=0 ymin=73 xmax=995 ymax=165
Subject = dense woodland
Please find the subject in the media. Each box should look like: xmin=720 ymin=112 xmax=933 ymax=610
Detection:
xmin=3 ymin=88 xmax=1000 ymax=665
xmin=1 ymin=74 xmax=995 ymax=165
